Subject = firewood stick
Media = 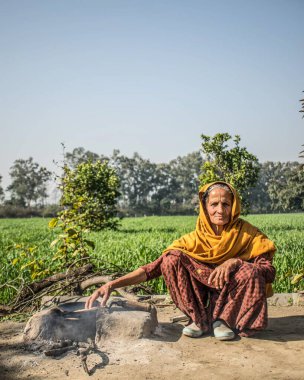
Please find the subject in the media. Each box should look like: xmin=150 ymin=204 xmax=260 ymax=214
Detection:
xmin=81 ymin=355 xmax=90 ymax=376
xmin=44 ymin=345 xmax=75 ymax=357
xmin=171 ymin=314 xmax=189 ymax=323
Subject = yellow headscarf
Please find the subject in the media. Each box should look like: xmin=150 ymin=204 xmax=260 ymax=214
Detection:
xmin=163 ymin=181 xmax=276 ymax=296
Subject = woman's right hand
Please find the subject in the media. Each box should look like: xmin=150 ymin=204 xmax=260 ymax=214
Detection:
xmin=85 ymin=282 xmax=114 ymax=309
xmin=84 ymin=268 xmax=147 ymax=310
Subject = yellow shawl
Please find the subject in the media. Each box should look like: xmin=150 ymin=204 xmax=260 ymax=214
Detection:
xmin=163 ymin=181 xmax=276 ymax=296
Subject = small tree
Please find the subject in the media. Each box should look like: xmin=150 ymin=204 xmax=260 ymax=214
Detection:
xmin=58 ymin=160 xmax=120 ymax=231
xmin=49 ymin=160 xmax=120 ymax=267
xmin=199 ymin=133 xmax=260 ymax=213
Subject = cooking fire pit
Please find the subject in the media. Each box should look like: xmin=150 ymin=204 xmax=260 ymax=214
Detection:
xmin=23 ymin=296 xmax=158 ymax=345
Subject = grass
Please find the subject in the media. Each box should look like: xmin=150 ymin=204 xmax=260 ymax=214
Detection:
xmin=0 ymin=214 xmax=303 ymax=304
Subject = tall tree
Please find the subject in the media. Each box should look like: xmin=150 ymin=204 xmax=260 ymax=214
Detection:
xmin=267 ymin=161 xmax=303 ymax=212
xmin=65 ymin=147 xmax=107 ymax=169
xmin=299 ymin=91 xmax=304 ymax=119
xmin=248 ymin=162 xmax=273 ymax=213
xmin=299 ymin=145 xmax=304 ymax=159
xmin=110 ymin=150 xmax=157 ymax=215
xmin=199 ymin=133 xmax=260 ymax=212
xmin=0 ymin=175 xmax=4 ymax=204
xmin=170 ymin=151 xmax=203 ymax=207
xmin=7 ymin=158 xmax=52 ymax=207
xmin=288 ymin=163 xmax=304 ymax=211
xmin=150 ymin=163 xmax=180 ymax=214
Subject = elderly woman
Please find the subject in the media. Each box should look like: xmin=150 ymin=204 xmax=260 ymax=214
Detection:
xmin=86 ymin=181 xmax=276 ymax=340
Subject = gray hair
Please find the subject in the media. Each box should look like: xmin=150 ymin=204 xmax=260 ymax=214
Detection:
xmin=202 ymin=183 xmax=233 ymax=203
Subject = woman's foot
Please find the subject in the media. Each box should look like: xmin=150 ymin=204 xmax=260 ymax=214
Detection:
xmin=213 ymin=320 xmax=235 ymax=341
xmin=182 ymin=322 xmax=204 ymax=338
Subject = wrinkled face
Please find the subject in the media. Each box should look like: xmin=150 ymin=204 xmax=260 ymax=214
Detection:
xmin=205 ymin=188 xmax=233 ymax=227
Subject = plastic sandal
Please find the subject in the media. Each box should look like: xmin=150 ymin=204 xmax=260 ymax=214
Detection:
xmin=182 ymin=322 xmax=205 ymax=338
xmin=213 ymin=320 xmax=235 ymax=341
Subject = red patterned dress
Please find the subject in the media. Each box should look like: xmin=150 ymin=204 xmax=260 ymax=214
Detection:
xmin=141 ymin=250 xmax=276 ymax=336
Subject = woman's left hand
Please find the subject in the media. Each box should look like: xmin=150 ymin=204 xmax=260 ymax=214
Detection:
xmin=208 ymin=258 xmax=241 ymax=290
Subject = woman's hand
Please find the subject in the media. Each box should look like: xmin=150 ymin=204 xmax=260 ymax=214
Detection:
xmin=85 ymin=282 xmax=114 ymax=309
xmin=208 ymin=258 xmax=241 ymax=290
xmin=85 ymin=268 xmax=147 ymax=310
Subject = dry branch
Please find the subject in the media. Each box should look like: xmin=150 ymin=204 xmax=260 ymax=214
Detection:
xmin=80 ymin=275 xmax=113 ymax=290
xmin=1 ymin=265 xmax=148 ymax=317
xmin=18 ymin=264 xmax=93 ymax=300
xmin=1 ymin=264 xmax=94 ymax=316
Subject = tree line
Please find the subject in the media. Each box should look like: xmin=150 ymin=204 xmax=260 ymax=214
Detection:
xmin=0 ymin=137 xmax=303 ymax=218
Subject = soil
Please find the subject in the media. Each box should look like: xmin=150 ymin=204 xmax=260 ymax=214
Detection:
xmin=0 ymin=305 xmax=304 ymax=380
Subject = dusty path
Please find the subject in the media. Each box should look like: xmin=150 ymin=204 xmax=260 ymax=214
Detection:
xmin=0 ymin=305 xmax=304 ymax=380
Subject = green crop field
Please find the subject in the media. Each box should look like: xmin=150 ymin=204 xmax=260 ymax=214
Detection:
xmin=0 ymin=214 xmax=303 ymax=304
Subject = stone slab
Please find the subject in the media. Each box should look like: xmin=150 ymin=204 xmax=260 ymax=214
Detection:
xmin=267 ymin=292 xmax=304 ymax=306
xmin=23 ymin=296 xmax=158 ymax=345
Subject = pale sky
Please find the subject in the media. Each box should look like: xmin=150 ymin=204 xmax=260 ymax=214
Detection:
xmin=1 ymin=0 xmax=303 ymax=192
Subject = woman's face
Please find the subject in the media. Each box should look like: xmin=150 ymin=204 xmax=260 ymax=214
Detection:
xmin=205 ymin=188 xmax=233 ymax=229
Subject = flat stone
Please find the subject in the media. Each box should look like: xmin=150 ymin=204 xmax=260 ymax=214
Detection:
xmin=267 ymin=293 xmax=297 ymax=306
xmin=23 ymin=306 xmax=97 ymax=343
xmin=23 ymin=296 xmax=158 ymax=345
xmin=95 ymin=304 xmax=158 ymax=346
xmin=295 ymin=291 xmax=304 ymax=306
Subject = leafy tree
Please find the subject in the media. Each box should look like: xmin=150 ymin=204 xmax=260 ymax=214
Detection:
xmin=57 ymin=160 xmax=120 ymax=231
xmin=49 ymin=160 xmax=120 ymax=267
xmin=6 ymin=157 xmax=52 ymax=207
xmin=199 ymin=133 xmax=260 ymax=212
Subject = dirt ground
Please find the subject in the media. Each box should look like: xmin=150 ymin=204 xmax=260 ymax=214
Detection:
xmin=0 ymin=305 xmax=304 ymax=380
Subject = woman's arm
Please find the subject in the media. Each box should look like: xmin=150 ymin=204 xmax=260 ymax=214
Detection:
xmin=85 ymin=268 xmax=147 ymax=309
